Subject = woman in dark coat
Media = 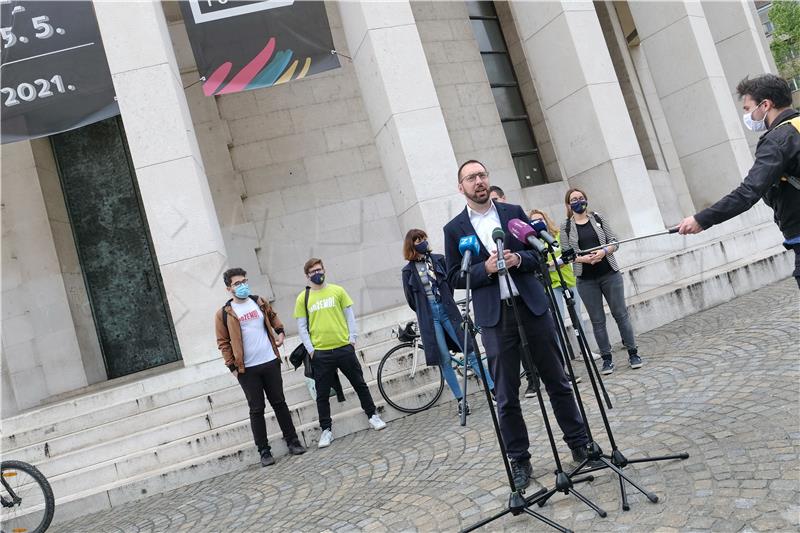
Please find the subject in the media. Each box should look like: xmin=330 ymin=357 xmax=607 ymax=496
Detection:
xmin=401 ymin=229 xmax=494 ymax=416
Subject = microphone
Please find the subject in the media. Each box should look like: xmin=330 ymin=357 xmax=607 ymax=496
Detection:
xmin=458 ymin=235 xmax=480 ymax=278
xmin=530 ymin=219 xmax=558 ymax=248
xmin=507 ymin=218 xmax=547 ymax=254
xmin=491 ymin=227 xmax=507 ymax=274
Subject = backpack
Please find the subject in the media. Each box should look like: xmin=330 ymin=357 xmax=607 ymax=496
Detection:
xmin=773 ymin=116 xmax=800 ymax=191
xmin=563 ymin=211 xmax=605 ymax=245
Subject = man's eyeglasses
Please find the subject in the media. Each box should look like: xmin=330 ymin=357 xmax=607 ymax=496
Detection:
xmin=570 ymin=197 xmax=586 ymax=202
xmin=231 ymin=278 xmax=248 ymax=287
xmin=460 ymin=171 xmax=489 ymax=184
xmin=308 ymin=268 xmax=324 ymax=275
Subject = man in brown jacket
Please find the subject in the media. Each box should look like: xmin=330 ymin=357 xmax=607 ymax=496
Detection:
xmin=215 ymin=268 xmax=306 ymax=466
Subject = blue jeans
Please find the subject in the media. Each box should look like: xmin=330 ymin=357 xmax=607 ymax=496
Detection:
xmin=430 ymin=300 xmax=494 ymax=399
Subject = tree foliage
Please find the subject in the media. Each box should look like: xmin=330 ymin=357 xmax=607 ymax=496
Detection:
xmin=769 ymin=0 xmax=800 ymax=81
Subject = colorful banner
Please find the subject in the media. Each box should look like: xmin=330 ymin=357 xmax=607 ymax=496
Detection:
xmin=0 ymin=0 xmax=118 ymax=144
xmin=179 ymin=0 xmax=340 ymax=96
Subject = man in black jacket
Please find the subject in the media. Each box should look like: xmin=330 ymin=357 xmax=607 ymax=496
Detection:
xmin=678 ymin=74 xmax=800 ymax=288
xmin=443 ymin=160 xmax=593 ymax=492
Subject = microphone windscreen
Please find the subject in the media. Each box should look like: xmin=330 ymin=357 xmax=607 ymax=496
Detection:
xmin=458 ymin=235 xmax=480 ymax=256
xmin=508 ymin=218 xmax=535 ymax=243
xmin=530 ymin=219 xmax=548 ymax=235
xmin=491 ymin=227 xmax=505 ymax=242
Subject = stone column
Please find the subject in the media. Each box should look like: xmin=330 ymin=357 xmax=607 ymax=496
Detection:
xmin=702 ymin=0 xmax=776 ymax=151
xmin=1 ymin=141 xmax=88 ymax=414
xmin=93 ymin=1 xmax=227 ymax=365
xmin=628 ymin=1 xmax=754 ymax=210
xmin=509 ymin=1 xmax=664 ymax=237
xmin=338 ymin=1 xmax=462 ymax=249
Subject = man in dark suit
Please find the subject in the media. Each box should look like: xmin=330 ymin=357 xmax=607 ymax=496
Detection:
xmin=443 ymin=159 xmax=592 ymax=491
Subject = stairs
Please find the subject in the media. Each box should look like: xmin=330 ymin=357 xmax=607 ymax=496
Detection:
xmin=1 ymin=214 xmax=793 ymax=526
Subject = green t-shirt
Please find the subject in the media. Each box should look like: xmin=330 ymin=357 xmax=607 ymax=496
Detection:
xmin=549 ymin=230 xmax=577 ymax=289
xmin=294 ymin=284 xmax=353 ymax=350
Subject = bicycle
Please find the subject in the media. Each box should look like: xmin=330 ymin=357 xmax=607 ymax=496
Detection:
xmin=1 ymin=460 xmax=55 ymax=533
xmin=377 ymin=320 xmax=489 ymax=413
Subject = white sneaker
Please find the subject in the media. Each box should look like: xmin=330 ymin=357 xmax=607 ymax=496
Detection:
xmin=591 ymin=351 xmax=601 ymax=360
xmin=318 ymin=428 xmax=333 ymax=448
xmin=368 ymin=414 xmax=386 ymax=430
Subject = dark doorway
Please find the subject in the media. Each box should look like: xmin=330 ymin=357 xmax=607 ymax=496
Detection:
xmin=51 ymin=117 xmax=181 ymax=379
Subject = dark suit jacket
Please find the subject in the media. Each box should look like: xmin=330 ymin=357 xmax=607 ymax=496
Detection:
xmin=443 ymin=200 xmax=549 ymax=328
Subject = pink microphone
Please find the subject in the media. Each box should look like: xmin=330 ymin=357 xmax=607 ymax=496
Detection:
xmin=508 ymin=218 xmax=546 ymax=254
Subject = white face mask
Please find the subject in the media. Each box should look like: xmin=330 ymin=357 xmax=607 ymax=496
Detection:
xmin=742 ymin=100 xmax=767 ymax=132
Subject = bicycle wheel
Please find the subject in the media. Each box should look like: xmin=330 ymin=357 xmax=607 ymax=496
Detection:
xmin=377 ymin=342 xmax=445 ymax=413
xmin=1 ymin=460 xmax=55 ymax=533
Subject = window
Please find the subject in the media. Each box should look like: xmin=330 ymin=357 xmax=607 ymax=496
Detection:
xmin=468 ymin=1 xmax=546 ymax=187
xmin=789 ymin=74 xmax=800 ymax=92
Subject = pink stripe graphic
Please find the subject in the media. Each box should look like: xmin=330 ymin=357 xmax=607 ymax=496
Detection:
xmin=203 ymin=62 xmax=232 ymax=96
xmin=217 ymin=38 xmax=276 ymax=95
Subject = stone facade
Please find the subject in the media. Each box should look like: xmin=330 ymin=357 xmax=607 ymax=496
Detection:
xmin=0 ymin=1 xmax=784 ymax=416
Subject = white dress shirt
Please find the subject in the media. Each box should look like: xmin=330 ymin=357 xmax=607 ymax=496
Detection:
xmin=467 ymin=202 xmax=520 ymax=300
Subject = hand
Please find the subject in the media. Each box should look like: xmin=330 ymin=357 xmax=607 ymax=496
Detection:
xmin=231 ymin=369 xmax=239 ymax=378
xmin=484 ymin=251 xmax=499 ymax=274
xmin=589 ymin=249 xmax=606 ymax=264
xmin=678 ymin=216 xmax=703 ymax=235
xmin=503 ymin=250 xmax=521 ymax=269
xmin=275 ymin=332 xmax=285 ymax=347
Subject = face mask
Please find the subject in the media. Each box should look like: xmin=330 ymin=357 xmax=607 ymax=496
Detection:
xmin=233 ymin=283 xmax=250 ymax=299
xmin=570 ymin=200 xmax=588 ymax=214
xmin=310 ymin=272 xmax=325 ymax=285
xmin=414 ymin=241 xmax=429 ymax=254
xmin=743 ymin=101 xmax=767 ymax=132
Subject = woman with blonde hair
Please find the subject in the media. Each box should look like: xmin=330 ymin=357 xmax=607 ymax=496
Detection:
xmin=528 ymin=208 xmax=598 ymax=362
xmin=560 ymin=188 xmax=642 ymax=375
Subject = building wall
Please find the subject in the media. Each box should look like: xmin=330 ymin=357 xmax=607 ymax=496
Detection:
xmin=0 ymin=0 xmax=781 ymax=415
xmin=168 ymin=3 xmax=405 ymax=328
xmin=409 ymin=1 xmax=521 ymax=201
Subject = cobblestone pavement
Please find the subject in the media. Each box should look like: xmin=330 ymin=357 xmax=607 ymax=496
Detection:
xmin=54 ymin=280 xmax=799 ymax=532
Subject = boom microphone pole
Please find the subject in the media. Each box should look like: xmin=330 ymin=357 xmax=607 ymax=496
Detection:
xmin=579 ymin=227 xmax=679 ymax=255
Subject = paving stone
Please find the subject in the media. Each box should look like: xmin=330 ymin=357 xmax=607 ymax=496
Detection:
xmin=50 ymin=280 xmax=800 ymax=532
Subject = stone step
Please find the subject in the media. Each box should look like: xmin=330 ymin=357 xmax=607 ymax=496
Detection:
xmin=1 ymin=307 xmax=414 ymax=437
xmin=2 ymin=335 xmax=407 ymax=452
xmin=46 ymin=386 xmax=452 ymax=527
xmin=20 ymin=359 xmax=461 ymax=482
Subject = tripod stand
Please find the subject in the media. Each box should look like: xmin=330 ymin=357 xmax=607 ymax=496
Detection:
xmin=461 ymin=247 xmax=606 ymax=533
xmin=536 ymin=243 xmax=689 ymax=511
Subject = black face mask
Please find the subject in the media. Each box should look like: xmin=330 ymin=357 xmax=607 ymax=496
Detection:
xmin=414 ymin=241 xmax=429 ymax=255
xmin=310 ymin=273 xmax=325 ymax=285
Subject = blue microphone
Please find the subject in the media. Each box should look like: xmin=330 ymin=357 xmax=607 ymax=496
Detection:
xmin=530 ymin=219 xmax=558 ymax=248
xmin=458 ymin=235 xmax=480 ymax=278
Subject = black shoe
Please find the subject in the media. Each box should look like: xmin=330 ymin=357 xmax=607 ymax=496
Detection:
xmin=510 ymin=459 xmax=533 ymax=490
xmin=457 ymin=399 xmax=471 ymax=417
xmin=601 ymin=359 xmax=615 ymax=375
xmin=571 ymin=445 xmax=603 ymax=468
xmin=524 ymin=382 xmax=536 ymax=398
xmin=287 ymin=439 xmax=306 ymax=456
xmin=260 ymin=449 xmax=275 ymax=467
xmin=628 ymin=354 xmax=643 ymax=369
xmin=564 ymin=366 xmax=582 ymax=384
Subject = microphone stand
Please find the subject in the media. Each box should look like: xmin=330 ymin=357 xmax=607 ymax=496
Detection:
xmin=535 ymin=244 xmax=689 ymax=512
xmin=462 ymin=252 xmax=589 ymax=533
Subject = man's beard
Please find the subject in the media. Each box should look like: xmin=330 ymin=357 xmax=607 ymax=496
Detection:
xmin=466 ymin=187 xmax=489 ymax=204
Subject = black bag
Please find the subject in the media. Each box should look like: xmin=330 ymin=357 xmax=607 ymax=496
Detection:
xmin=288 ymin=288 xmax=314 ymax=378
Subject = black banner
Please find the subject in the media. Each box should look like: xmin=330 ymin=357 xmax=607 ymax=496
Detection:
xmin=0 ymin=0 xmax=118 ymax=145
xmin=179 ymin=0 xmax=339 ymax=96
